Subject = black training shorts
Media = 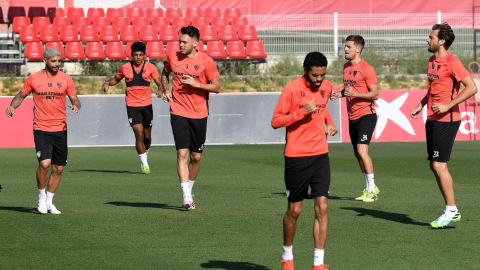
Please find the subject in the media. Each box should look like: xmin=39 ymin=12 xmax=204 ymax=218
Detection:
xmin=34 ymin=130 xmax=68 ymax=166
xmin=126 ymin=105 xmax=153 ymax=128
xmin=349 ymin=113 xmax=377 ymax=148
xmin=284 ymin=153 xmax=330 ymax=202
xmin=170 ymin=114 xmax=207 ymax=153
xmin=426 ymin=120 xmax=461 ymax=163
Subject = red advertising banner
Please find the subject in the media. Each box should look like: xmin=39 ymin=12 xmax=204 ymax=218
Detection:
xmin=340 ymin=90 xmax=480 ymax=142
xmin=0 ymin=97 xmax=35 ymax=148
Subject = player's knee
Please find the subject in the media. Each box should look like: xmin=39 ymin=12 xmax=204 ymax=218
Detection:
xmin=430 ymin=161 xmax=446 ymax=173
xmin=177 ymin=151 xmax=189 ymax=162
xmin=287 ymin=205 xmax=302 ymax=218
xmin=38 ymin=161 xmax=51 ymax=171
xmin=190 ymin=153 xmax=202 ymax=163
xmin=51 ymin=165 xmax=64 ymax=175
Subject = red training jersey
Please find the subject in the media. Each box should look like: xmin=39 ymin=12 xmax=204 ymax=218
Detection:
xmin=164 ymin=52 xmax=220 ymax=119
xmin=343 ymin=59 xmax=378 ymax=120
xmin=21 ymin=70 xmax=77 ymax=132
xmin=271 ymin=76 xmax=334 ymax=157
xmin=426 ymin=53 xmax=470 ymax=122
xmin=116 ymin=61 xmax=159 ymax=107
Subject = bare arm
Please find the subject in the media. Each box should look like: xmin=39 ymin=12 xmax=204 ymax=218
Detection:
xmin=432 ymin=76 xmax=478 ymax=114
xmin=5 ymin=91 xmax=27 ymax=117
xmin=410 ymin=94 xmax=428 ymax=119
xmin=102 ymin=76 xmax=122 ymax=92
xmin=182 ymin=75 xmax=221 ymax=93
xmin=67 ymin=94 xmax=81 ymax=114
xmin=344 ymin=83 xmax=379 ymax=100
xmin=158 ymin=69 xmax=171 ymax=102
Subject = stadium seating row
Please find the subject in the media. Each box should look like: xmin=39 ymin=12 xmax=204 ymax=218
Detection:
xmin=3 ymin=6 xmax=242 ymax=25
xmin=24 ymin=40 xmax=267 ymax=60
xmin=18 ymin=24 xmax=258 ymax=44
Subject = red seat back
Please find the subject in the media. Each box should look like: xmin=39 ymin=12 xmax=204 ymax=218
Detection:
xmin=205 ymin=8 xmax=221 ymax=20
xmin=171 ymin=17 xmax=191 ymax=28
xmin=65 ymin=41 xmax=86 ymax=60
xmin=72 ymin=17 xmax=91 ymax=33
xmin=206 ymin=41 xmax=227 ymax=59
xmin=132 ymin=17 xmax=152 ymax=27
xmin=80 ymin=26 xmax=100 ymax=42
xmin=186 ymin=8 xmax=203 ymax=18
xmin=152 ymin=17 xmax=170 ymax=28
xmin=85 ymin=41 xmax=106 ymax=60
xmin=166 ymin=8 xmax=183 ymax=18
xmin=211 ymin=17 xmax=228 ymax=29
xmin=45 ymin=41 xmax=66 ymax=59
xmin=47 ymin=8 xmax=65 ymax=23
xmin=126 ymin=41 xmax=134 ymax=59
xmin=12 ymin=16 xmax=31 ymax=34
xmin=92 ymin=17 xmax=111 ymax=34
xmin=87 ymin=8 xmax=105 ymax=19
xmin=238 ymin=25 xmax=258 ymax=41
xmin=40 ymin=25 xmax=59 ymax=43
xmin=159 ymin=25 xmax=179 ymax=42
xmin=218 ymin=25 xmax=239 ymax=41
xmin=224 ymin=8 xmax=242 ymax=18
xmin=226 ymin=40 xmax=246 ymax=59
xmin=196 ymin=41 xmax=206 ymax=53
xmin=100 ymin=26 xmax=119 ymax=43
xmin=20 ymin=25 xmax=40 ymax=43
xmin=28 ymin=7 xmax=46 ymax=22
xmin=140 ymin=26 xmax=159 ymax=42
xmin=32 ymin=17 xmax=51 ymax=29
xmin=120 ymin=25 xmax=140 ymax=43
xmin=60 ymin=25 xmax=80 ymax=43
xmin=8 ymin=6 xmax=26 ymax=23
xmin=24 ymin=42 xmax=44 ymax=60
xmin=191 ymin=17 xmax=209 ymax=28
xmin=166 ymin=41 xmax=180 ymax=55
xmin=146 ymin=8 xmax=164 ymax=18
xmin=128 ymin=8 xmax=144 ymax=20
xmin=231 ymin=17 xmax=249 ymax=27
xmin=146 ymin=41 xmax=166 ymax=59
xmin=112 ymin=17 xmax=131 ymax=32
xmin=199 ymin=25 xmax=219 ymax=42
xmin=53 ymin=17 xmax=71 ymax=33
xmin=106 ymin=41 xmax=126 ymax=60
xmin=246 ymin=40 xmax=267 ymax=58
xmin=106 ymin=8 xmax=126 ymax=20
xmin=67 ymin=7 xmax=85 ymax=19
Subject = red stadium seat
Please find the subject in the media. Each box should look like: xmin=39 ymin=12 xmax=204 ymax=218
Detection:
xmin=32 ymin=17 xmax=51 ymax=29
xmin=100 ymin=25 xmax=119 ymax=43
xmin=196 ymin=41 xmax=205 ymax=53
xmin=8 ymin=6 xmax=26 ymax=23
xmin=191 ymin=17 xmax=209 ymax=28
xmin=152 ymin=17 xmax=170 ymax=28
xmin=24 ymin=42 xmax=44 ymax=60
xmin=60 ymin=25 xmax=79 ymax=43
xmin=85 ymin=41 xmax=106 ymax=60
xmin=47 ymin=7 xmax=65 ymax=23
xmin=224 ymin=8 xmax=242 ymax=19
xmin=231 ymin=17 xmax=249 ymax=27
xmin=226 ymin=41 xmax=247 ymax=59
xmin=126 ymin=41 xmax=134 ymax=59
xmin=72 ymin=17 xmax=91 ymax=34
xmin=80 ymin=26 xmax=100 ymax=42
xmin=120 ymin=25 xmax=140 ymax=43
xmin=210 ymin=17 xmax=228 ymax=29
xmin=205 ymin=8 xmax=221 ymax=20
xmin=166 ymin=41 xmax=180 ymax=55
xmin=67 ymin=7 xmax=85 ymax=19
xmin=106 ymin=8 xmax=125 ymax=20
xmin=238 ymin=25 xmax=259 ymax=41
xmin=146 ymin=8 xmax=164 ymax=18
xmin=53 ymin=17 xmax=70 ymax=33
xmin=199 ymin=25 xmax=219 ymax=42
xmin=246 ymin=40 xmax=267 ymax=58
xmin=171 ymin=17 xmax=191 ymax=28
xmin=186 ymin=8 xmax=203 ymax=18
xmin=132 ymin=17 xmax=152 ymax=28
xmin=106 ymin=41 xmax=126 ymax=60
xmin=166 ymin=8 xmax=183 ymax=19
xmin=112 ymin=17 xmax=131 ymax=33
xmin=65 ymin=41 xmax=86 ymax=60
xmin=28 ymin=7 xmax=46 ymax=22
xmin=20 ymin=25 xmax=40 ymax=43
xmin=159 ymin=25 xmax=179 ymax=42
xmin=87 ymin=8 xmax=105 ymax=20
xmin=40 ymin=25 xmax=59 ymax=43
xmin=45 ymin=41 xmax=66 ymax=59
xmin=218 ymin=25 xmax=239 ymax=41
xmin=92 ymin=17 xmax=110 ymax=33
xmin=127 ymin=8 xmax=144 ymax=20
xmin=206 ymin=41 xmax=227 ymax=59
xmin=140 ymin=26 xmax=159 ymax=42
xmin=146 ymin=41 xmax=166 ymax=59
xmin=12 ymin=16 xmax=31 ymax=34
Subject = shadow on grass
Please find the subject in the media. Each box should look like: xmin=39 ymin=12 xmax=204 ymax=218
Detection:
xmin=70 ymin=169 xmax=142 ymax=175
xmin=341 ymin=207 xmax=430 ymax=226
xmin=200 ymin=260 xmax=271 ymax=270
xmin=0 ymin=206 xmax=40 ymax=214
xmin=106 ymin=201 xmax=182 ymax=210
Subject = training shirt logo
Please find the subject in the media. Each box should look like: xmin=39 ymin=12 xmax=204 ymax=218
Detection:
xmin=299 ymin=91 xmax=305 ymax=98
xmin=437 ymin=65 xmax=441 ymax=71
xmin=186 ymin=64 xmax=189 ymax=69
xmin=57 ymin=83 xmax=63 ymax=89
xmin=349 ymin=70 xmax=352 ymax=75
xmin=353 ymin=71 xmax=358 ymax=77
xmin=194 ymin=65 xmax=200 ymax=71
xmin=37 ymin=84 xmax=44 ymax=88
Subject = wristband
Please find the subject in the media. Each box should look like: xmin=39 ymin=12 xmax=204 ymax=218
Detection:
xmin=104 ymin=81 xmax=109 ymax=85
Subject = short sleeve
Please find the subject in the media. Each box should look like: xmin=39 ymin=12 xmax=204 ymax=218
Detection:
xmin=204 ymin=57 xmax=220 ymax=82
xmin=116 ymin=65 xmax=125 ymax=80
xmin=163 ymin=54 xmax=172 ymax=74
xmin=66 ymin=76 xmax=77 ymax=97
xmin=364 ymin=66 xmax=378 ymax=87
xmin=21 ymin=75 xmax=34 ymax=95
xmin=149 ymin=63 xmax=160 ymax=80
xmin=449 ymin=59 xmax=470 ymax=82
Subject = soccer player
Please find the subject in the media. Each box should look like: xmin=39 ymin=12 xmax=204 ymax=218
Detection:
xmin=410 ymin=23 xmax=477 ymax=228
xmin=159 ymin=26 xmax=220 ymax=209
xmin=330 ymin=35 xmax=380 ymax=202
xmin=5 ymin=47 xmax=81 ymax=214
xmin=272 ymin=52 xmax=337 ymax=270
xmin=102 ymin=42 xmax=161 ymax=174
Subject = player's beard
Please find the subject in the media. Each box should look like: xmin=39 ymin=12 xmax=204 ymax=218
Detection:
xmin=306 ymin=77 xmax=322 ymax=90
xmin=46 ymin=63 xmax=59 ymax=74
xmin=428 ymin=42 xmax=439 ymax=53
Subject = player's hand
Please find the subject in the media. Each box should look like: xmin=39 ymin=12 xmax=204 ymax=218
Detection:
xmin=102 ymin=82 xmax=109 ymax=92
xmin=432 ymin=103 xmax=450 ymax=114
xmin=410 ymin=104 xmax=423 ymax=119
xmin=155 ymin=91 xmax=163 ymax=98
xmin=330 ymin=91 xmax=340 ymax=101
xmin=67 ymin=104 xmax=80 ymax=114
xmin=5 ymin=106 xmax=15 ymax=117
xmin=163 ymin=91 xmax=172 ymax=103
xmin=182 ymin=74 xmax=200 ymax=88
xmin=326 ymin=124 xmax=338 ymax=136
xmin=304 ymin=100 xmax=317 ymax=114
xmin=344 ymin=86 xmax=356 ymax=97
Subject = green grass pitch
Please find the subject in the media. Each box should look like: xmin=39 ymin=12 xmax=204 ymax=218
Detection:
xmin=1 ymin=142 xmax=480 ymax=269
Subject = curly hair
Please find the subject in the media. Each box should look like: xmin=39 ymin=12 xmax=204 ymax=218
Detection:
xmin=180 ymin=25 xmax=200 ymax=41
xmin=432 ymin=23 xmax=455 ymax=50
xmin=303 ymin=51 xmax=328 ymax=71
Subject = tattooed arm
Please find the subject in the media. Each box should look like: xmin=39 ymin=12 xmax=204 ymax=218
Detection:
xmin=5 ymin=91 xmax=27 ymax=117
xmin=157 ymin=69 xmax=172 ymax=103
xmin=68 ymin=94 xmax=81 ymax=114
